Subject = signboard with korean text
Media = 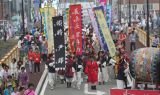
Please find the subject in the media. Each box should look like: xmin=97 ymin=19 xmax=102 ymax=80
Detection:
xmin=52 ymin=16 xmax=65 ymax=68
xmin=94 ymin=9 xmax=116 ymax=57
xmin=70 ymin=4 xmax=82 ymax=55
xmin=99 ymin=0 xmax=106 ymax=6
xmin=44 ymin=7 xmax=54 ymax=54
xmin=110 ymin=88 xmax=160 ymax=95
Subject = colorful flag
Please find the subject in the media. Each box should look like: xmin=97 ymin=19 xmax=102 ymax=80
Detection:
xmin=70 ymin=4 xmax=82 ymax=55
xmin=94 ymin=9 xmax=116 ymax=57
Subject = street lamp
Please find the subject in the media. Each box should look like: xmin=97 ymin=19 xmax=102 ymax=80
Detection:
xmin=129 ymin=0 xmax=131 ymax=26
xmin=120 ymin=0 xmax=121 ymax=24
xmin=22 ymin=0 xmax=25 ymax=35
xmin=9 ymin=0 xmax=11 ymax=24
xmin=146 ymin=0 xmax=149 ymax=47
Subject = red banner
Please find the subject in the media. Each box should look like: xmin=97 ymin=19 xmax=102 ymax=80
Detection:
xmin=69 ymin=9 xmax=75 ymax=54
xmin=110 ymin=89 xmax=160 ymax=95
xmin=70 ymin=4 xmax=82 ymax=55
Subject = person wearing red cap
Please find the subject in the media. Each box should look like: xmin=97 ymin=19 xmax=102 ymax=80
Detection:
xmin=85 ymin=55 xmax=98 ymax=90
xmin=65 ymin=53 xmax=74 ymax=88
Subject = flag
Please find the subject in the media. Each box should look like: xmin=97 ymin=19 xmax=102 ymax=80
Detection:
xmin=17 ymin=14 xmax=20 ymax=33
xmin=24 ymin=12 xmax=28 ymax=28
xmin=3 ymin=19 xmax=6 ymax=42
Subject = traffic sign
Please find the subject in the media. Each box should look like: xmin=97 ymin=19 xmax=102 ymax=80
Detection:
xmin=33 ymin=1 xmax=43 ymax=4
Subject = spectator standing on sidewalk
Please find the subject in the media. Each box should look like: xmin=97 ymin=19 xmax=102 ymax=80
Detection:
xmin=128 ymin=25 xmax=132 ymax=35
xmin=33 ymin=48 xmax=40 ymax=74
xmin=152 ymin=33 xmax=159 ymax=47
xmin=25 ymin=32 xmax=30 ymax=42
xmin=34 ymin=29 xmax=40 ymax=38
xmin=129 ymin=31 xmax=136 ymax=51
xmin=19 ymin=43 xmax=27 ymax=66
xmin=28 ymin=48 xmax=34 ymax=73
xmin=32 ymin=27 xmax=36 ymax=35
xmin=18 ymin=37 xmax=23 ymax=50
xmin=41 ymin=42 xmax=47 ymax=62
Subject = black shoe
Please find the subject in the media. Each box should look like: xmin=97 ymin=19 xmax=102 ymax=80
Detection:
xmin=94 ymin=85 xmax=96 ymax=90
xmin=99 ymin=82 xmax=101 ymax=85
xmin=67 ymin=82 xmax=69 ymax=88
xmin=91 ymin=86 xmax=94 ymax=90
xmin=64 ymin=78 xmax=66 ymax=82
xmin=103 ymin=82 xmax=105 ymax=85
xmin=61 ymin=79 xmax=63 ymax=84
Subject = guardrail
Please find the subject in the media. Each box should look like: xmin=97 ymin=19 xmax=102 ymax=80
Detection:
xmin=0 ymin=44 xmax=19 ymax=66
xmin=131 ymin=27 xmax=160 ymax=48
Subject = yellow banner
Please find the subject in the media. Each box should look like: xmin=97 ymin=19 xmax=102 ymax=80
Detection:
xmin=39 ymin=8 xmax=44 ymax=24
xmin=94 ymin=9 xmax=116 ymax=57
xmin=44 ymin=7 xmax=55 ymax=54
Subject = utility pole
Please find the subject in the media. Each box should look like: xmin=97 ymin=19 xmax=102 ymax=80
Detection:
xmin=9 ymin=0 xmax=11 ymax=23
xmin=22 ymin=0 xmax=25 ymax=35
xmin=129 ymin=0 xmax=131 ymax=26
xmin=39 ymin=0 xmax=42 ymax=32
xmin=147 ymin=0 xmax=149 ymax=47
xmin=120 ymin=0 xmax=121 ymax=24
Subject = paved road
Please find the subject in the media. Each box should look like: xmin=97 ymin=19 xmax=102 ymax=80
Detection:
xmin=43 ymin=36 xmax=145 ymax=95
xmin=44 ymin=70 xmax=116 ymax=95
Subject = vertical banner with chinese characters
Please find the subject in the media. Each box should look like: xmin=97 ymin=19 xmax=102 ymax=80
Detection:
xmin=52 ymin=16 xmax=65 ymax=68
xmin=104 ymin=5 xmax=111 ymax=30
xmin=87 ymin=8 xmax=103 ymax=50
xmin=70 ymin=4 xmax=82 ymax=55
xmin=44 ymin=7 xmax=55 ymax=54
xmin=69 ymin=10 xmax=75 ymax=54
xmin=94 ymin=6 xmax=107 ymax=53
xmin=94 ymin=9 xmax=116 ymax=57
xmin=42 ymin=12 xmax=47 ymax=37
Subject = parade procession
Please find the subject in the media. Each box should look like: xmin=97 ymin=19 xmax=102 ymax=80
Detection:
xmin=1 ymin=0 xmax=160 ymax=95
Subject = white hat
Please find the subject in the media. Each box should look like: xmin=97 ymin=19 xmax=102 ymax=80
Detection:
xmin=24 ymin=37 xmax=27 ymax=39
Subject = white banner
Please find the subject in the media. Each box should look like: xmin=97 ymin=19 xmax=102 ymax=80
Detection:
xmin=87 ymin=8 xmax=103 ymax=50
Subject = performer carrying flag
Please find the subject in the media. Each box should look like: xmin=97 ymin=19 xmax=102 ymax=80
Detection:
xmin=72 ymin=56 xmax=83 ymax=90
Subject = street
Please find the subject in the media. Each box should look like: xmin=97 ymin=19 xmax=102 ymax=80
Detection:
xmin=43 ymin=70 xmax=117 ymax=95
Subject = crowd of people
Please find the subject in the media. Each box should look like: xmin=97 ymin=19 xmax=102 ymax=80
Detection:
xmin=1 ymin=22 xmax=159 ymax=94
xmin=0 ymin=27 xmax=45 ymax=95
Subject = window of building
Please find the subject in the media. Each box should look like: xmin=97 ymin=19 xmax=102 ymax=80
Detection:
xmin=143 ymin=4 xmax=153 ymax=10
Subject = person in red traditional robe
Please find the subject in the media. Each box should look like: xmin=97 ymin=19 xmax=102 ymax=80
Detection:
xmin=65 ymin=53 xmax=74 ymax=88
xmin=85 ymin=55 xmax=98 ymax=90
xmin=82 ymin=50 xmax=89 ymax=72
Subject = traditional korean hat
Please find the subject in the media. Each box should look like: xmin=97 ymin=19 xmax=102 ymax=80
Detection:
xmin=116 ymin=45 xmax=122 ymax=49
xmin=89 ymin=55 xmax=94 ymax=58
xmin=121 ymin=49 xmax=124 ymax=51
xmin=48 ymin=53 xmax=53 ymax=60
xmin=85 ymin=50 xmax=89 ymax=54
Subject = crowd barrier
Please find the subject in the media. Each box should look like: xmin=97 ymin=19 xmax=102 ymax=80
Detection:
xmin=0 ymin=44 xmax=19 ymax=66
xmin=131 ymin=26 xmax=160 ymax=48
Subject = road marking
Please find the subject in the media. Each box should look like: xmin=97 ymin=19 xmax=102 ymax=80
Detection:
xmin=40 ymin=75 xmax=48 ymax=95
xmin=84 ymin=84 xmax=106 ymax=95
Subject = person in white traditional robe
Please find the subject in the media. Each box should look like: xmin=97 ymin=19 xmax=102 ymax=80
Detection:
xmin=97 ymin=52 xmax=107 ymax=85
xmin=46 ymin=55 xmax=56 ymax=90
xmin=116 ymin=58 xmax=129 ymax=89
xmin=72 ymin=57 xmax=83 ymax=89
